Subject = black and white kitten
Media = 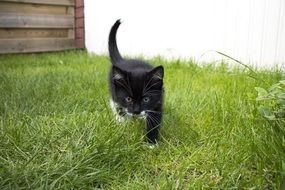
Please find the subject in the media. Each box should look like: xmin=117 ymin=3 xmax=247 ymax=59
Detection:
xmin=108 ymin=20 xmax=164 ymax=144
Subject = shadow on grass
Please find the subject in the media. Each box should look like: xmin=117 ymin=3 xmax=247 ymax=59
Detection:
xmin=160 ymin=105 xmax=200 ymax=147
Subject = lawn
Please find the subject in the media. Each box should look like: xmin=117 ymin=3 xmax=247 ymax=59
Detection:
xmin=0 ymin=50 xmax=284 ymax=189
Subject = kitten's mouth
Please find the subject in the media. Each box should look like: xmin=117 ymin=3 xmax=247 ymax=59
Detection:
xmin=126 ymin=110 xmax=146 ymax=119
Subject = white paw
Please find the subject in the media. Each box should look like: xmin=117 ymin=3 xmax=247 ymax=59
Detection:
xmin=116 ymin=115 xmax=125 ymax=122
xmin=148 ymin=144 xmax=159 ymax=149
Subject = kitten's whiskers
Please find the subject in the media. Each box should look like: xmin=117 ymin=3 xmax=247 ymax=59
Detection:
xmin=115 ymin=80 xmax=133 ymax=95
xmin=146 ymin=112 xmax=161 ymax=125
xmin=144 ymin=81 xmax=161 ymax=92
xmin=142 ymin=74 xmax=158 ymax=95
xmin=143 ymin=90 xmax=161 ymax=96
xmin=145 ymin=110 xmax=162 ymax=114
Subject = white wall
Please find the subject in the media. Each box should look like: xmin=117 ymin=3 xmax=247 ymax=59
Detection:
xmin=85 ymin=0 xmax=285 ymax=68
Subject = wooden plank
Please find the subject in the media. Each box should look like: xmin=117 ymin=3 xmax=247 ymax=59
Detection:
xmin=0 ymin=28 xmax=70 ymax=38
xmin=67 ymin=6 xmax=74 ymax=15
xmin=0 ymin=2 xmax=74 ymax=15
xmin=0 ymin=13 xmax=74 ymax=28
xmin=0 ymin=0 xmax=75 ymax=6
xmin=68 ymin=29 xmax=74 ymax=38
xmin=0 ymin=38 xmax=75 ymax=53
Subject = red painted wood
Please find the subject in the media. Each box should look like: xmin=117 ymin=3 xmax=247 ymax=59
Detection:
xmin=75 ymin=17 xmax=84 ymax=28
xmin=75 ymin=28 xmax=84 ymax=38
xmin=75 ymin=0 xmax=84 ymax=48
xmin=75 ymin=0 xmax=84 ymax=8
xmin=75 ymin=7 xmax=84 ymax=18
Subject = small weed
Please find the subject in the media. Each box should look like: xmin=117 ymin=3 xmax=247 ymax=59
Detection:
xmin=256 ymin=80 xmax=285 ymax=120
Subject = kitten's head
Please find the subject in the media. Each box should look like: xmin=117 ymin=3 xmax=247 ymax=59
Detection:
xmin=111 ymin=64 xmax=164 ymax=117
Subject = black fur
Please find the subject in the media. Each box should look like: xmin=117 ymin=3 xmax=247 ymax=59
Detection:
xmin=108 ymin=19 xmax=164 ymax=143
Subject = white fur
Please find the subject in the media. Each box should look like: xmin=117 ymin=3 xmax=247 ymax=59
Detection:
xmin=110 ymin=99 xmax=125 ymax=122
xmin=110 ymin=99 xmax=147 ymax=122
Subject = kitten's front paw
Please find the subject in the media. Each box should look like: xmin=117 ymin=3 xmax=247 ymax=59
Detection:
xmin=116 ymin=115 xmax=125 ymax=122
xmin=143 ymin=142 xmax=159 ymax=150
xmin=145 ymin=143 xmax=159 ymax=149
xmin=148 ymin=144 xmax=158 ymax=149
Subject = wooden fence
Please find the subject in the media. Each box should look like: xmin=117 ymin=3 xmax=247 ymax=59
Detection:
xmin=0 ymin=0 xmax=83 ymax=53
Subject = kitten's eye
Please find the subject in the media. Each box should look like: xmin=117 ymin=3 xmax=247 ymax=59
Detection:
xmin=143 ymin=97 xmax=150 ymax=103
xmin=125 ymin=97 xmax=132 ymax=103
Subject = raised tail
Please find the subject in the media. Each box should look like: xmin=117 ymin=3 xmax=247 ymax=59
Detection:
xmin=108 ymin=19 xmax=123 ymax=64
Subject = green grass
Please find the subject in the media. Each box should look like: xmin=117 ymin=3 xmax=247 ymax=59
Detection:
xmin=0 ymin=50 xmax=284 ymax=189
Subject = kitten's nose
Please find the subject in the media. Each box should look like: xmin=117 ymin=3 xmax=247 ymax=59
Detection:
xmin=133 ymin=110 xmax=141 ymax=115
xmin=133 ymin=105 xmax=141 ymax=115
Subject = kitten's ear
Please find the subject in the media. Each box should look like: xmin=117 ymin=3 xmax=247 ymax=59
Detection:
xmin=149 ymin=65 xmax=164 ymax=80
xmin=112 ymin=66 xmax=125 ymax=80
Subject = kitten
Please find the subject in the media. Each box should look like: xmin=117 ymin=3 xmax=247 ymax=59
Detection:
xmin=108 ymin=20 xmax=164 ymax=144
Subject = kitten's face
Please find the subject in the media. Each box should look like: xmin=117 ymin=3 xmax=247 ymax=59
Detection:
xmin=111 ymin=65 xmax=163 ymax=117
